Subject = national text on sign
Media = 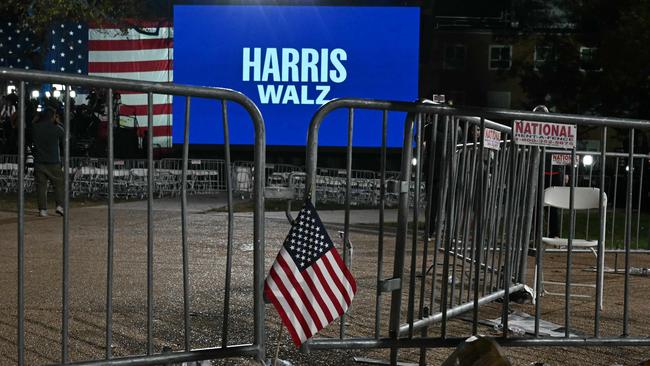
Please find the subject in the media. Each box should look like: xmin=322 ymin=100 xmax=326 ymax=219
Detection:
xmin=514 ymin=121 xmax=575 ymax=138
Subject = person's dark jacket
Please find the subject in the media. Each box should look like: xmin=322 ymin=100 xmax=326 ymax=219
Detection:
xmin=32 ymin=112 xmax=64 ymax=164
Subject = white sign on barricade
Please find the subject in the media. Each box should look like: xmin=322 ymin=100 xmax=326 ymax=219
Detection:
xmin=551 ymin=154 xmax=579 ymax=166
xmin=513 ymin=120 xmax=576 ymax=148
xmin=484 ymin=128 xmax=502 ymax=150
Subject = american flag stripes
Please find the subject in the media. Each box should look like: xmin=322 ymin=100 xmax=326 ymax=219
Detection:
xmin=88 ymin=22 xmax=173 ymax=148
xmin=264 ymin=201 xmax=356 ymax=347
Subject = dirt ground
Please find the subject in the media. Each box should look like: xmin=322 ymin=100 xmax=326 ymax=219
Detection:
xmin=0 ymin=200 xmax=649 ymax=365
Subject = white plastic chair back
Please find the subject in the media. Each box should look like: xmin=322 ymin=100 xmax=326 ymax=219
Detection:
xmin=543 ymin=187 xmax=607 ymax=210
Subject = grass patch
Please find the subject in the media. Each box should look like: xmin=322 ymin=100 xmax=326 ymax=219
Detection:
xmin=559 ymin=208 xmax=650 ymax=249
xmin=355 ymin=209 xmax=650 ymax=250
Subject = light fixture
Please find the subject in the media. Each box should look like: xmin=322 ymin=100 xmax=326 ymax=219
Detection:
xmin=45 ymin=91 xmax=51 ymax=98
xmin=69 ymin=90 xmax=76 ymax=98
xmin=582 ymin=155 xmax=593 ymax=166
xmin=6 ymin=85 xmax=16 ymax=94
xmin=53 ymin=90 xmax=61 ymax=98
xmin=31 ymin=90 xmax=40 ymax=99
xmin=411 ymin=158 xmax=417 ymax=166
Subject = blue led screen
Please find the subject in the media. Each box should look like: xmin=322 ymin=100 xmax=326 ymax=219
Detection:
xmin=173 ymin=5 xmax=420 ymax=146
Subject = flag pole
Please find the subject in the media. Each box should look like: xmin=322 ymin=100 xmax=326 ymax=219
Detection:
xmin=273 ymin=316 xmax=283 ymax=366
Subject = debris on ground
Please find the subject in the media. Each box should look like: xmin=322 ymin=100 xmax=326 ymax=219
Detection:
xmin=441 ymin=335 xmax=511 ymax=366
xmin=485 ymin=311 xmax=581 ymax=338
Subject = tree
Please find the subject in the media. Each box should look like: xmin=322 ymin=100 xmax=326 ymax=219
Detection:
xmin=515 ymin=0 xmax=650 ymax=120
xmin=0 ymin=0 xmax=170 ymax=69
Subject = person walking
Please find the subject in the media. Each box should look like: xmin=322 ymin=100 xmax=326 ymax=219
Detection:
xmin=32 ymin=108 xmax=65 ymax=217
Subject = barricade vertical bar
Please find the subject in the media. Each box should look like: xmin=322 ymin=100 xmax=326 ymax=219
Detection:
xmin=518 ymin=147 xmax=540 ymax=283
xmin=463 ymin=128 xmax=479 ymax=302
xmin=341 ymin=107 xmax=353 ymax=339
xmin=586 ymin=162 xmax=594 ymax=239
xmin=508 ymin=148 xmax=525 ymax=282
xmin=502 ymin=140 xmax=517 ymax=337
xmin=484 ymin=146 xmax=498 ymax=296
xmin=417 ymin=111 xmax=436 ymax=364
xmin=623 ymin=175 xmax=629 ymax=257
xmin=147 ymin=92 xmax=154 ymax=355
xmin=407 ymin=113 xmax=422 ymax=338
xmin=419 ymin=113 xmax=436 ymax=318
xmin=449 ymin=119 xmax=462 ymax=306
xmin=106 ymin=88 xmax=115 ymax=358
xmin=457 ymin=134 xmax=473 ymax=302
xmin=489 ymin=143 xmax=509 ymax=293
xmin=453 ymin=121 xmax=470 ymax=305
xmin=595 ymin=127 xmax=607 ymax=336
xmin=514 ymin=149 xmax=530 ymax=280
xmin=418 ymin=307 xmax=429 ymax=366
xmin=447 ymin=122 xmax=462 ymax=307
xmin=512 ymin=148 xmax=529 ymax=281
xmin=612 ymin=157 xmax=619 ymax=272
xmin=535 ymin=147 xmax=546 ymax=337
xmin=635 ymin=158 xmax=644 ymax=249
xmin=181 ymin=96 xmax=191 ymax=351
xmin=222 ymin=100 xmax=235 ymax=348
xmin=62 ymin=85 xmax=71 ymax=364
xmin=485 ymin=145 xmax=503 ymax=295
xmin=376 ymin=109 xmax=388 ymax=339
xmin=17 ymin=81 xmax=25 ymax=366
xmin=479 ymin=154 xmax=492 ymax=298
xmin=387 ymin=110 xmax=415 ymax=365
xmin=496 ymin=143 xmax=516 ymax=295
xmin=473 ymin=118 xmax=485 ymax=334
xmin=429 ymin=117 xmax=449 ymax=311
xmin=551 ymin=165 xmax=560 ymax=233
xmin=565 ymin=148 xmax=577 ymax=338
xmin=253 ymin=101 xmax=266 ymax=365
xmin=623 ymin=129 xmax=634 ymax=336
xmin=441 ymin=117 xmax=459 ymax=338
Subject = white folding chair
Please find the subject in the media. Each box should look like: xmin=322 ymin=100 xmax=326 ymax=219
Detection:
xmin=534 ymin=186 xmax=607 ymax=309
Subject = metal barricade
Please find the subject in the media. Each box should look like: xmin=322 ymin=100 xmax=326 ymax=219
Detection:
xmin=302 ymin=98 xmax=650 ymax=364
xmin=0 ymin=154 xmax=19 ymax=192
xmin=1 ymin=67 xmax=266 ymax=366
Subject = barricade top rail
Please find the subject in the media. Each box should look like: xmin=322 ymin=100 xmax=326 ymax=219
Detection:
xmin=308 ymin=98 xmax=650 ymax=131
xmin=308 ymin=98 xmax=513 ymax=134
xmin=0 ymin=68 xmax=264 ymax=129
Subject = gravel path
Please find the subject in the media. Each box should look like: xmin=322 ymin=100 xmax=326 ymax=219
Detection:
xmin=0 ymin=199 xmax=649 ymax=365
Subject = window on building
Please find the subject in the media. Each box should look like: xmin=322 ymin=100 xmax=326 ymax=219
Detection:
xmin=489 ymin=45 xmax=512 ymax=70
xmin=534 ymin=45 xmax=554 ymax=70
xmin=443 ymin=44 xmax=466 ymax=70
xmin=579 ymin=47 xmax=602 ymax=72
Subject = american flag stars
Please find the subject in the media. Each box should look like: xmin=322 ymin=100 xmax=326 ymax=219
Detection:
xmin=284 ymin=208 xmax=333 ymax=268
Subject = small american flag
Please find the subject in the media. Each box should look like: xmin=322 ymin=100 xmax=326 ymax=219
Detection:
xmin=264 ymin=201 xmax=356 ymax=347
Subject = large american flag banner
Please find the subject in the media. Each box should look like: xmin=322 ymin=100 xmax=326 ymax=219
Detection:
xmin=87 ymin=22 xmax=173 ymax=148
xmin=264 ymin=201 xmax=356 ymax=347
xmin=0 ymin=20 xmax=173 ymax=149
